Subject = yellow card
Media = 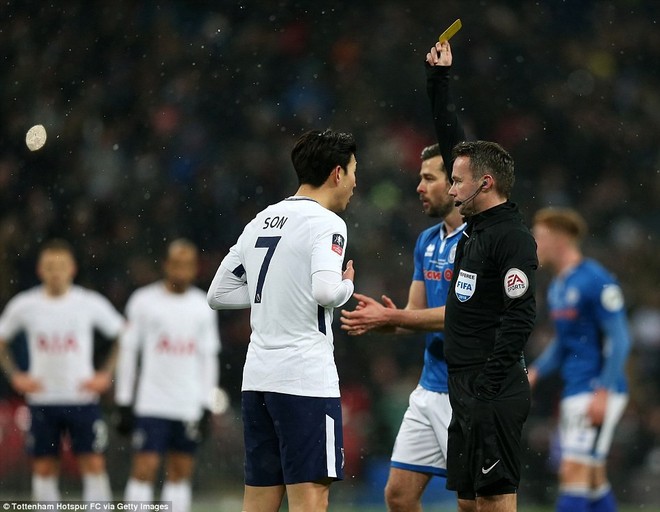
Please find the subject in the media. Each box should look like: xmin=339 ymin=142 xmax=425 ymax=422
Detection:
xmin=438 ymin=19 xmax=462 ymax=42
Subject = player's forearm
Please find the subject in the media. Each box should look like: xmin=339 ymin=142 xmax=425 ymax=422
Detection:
xmin=114 ymin=345 xmax=138 ymax=405
xmin=530 ymin=337 xmax=561 ymax=379
xmin=312 ymin=270 xmax=354 ymax=308
xmin=201 ymin=351 xmax=219 ymax=410
xmin=390 ymin=306 xmax=445 ymax=332
xmin=207 ymin=266 xmax=251 ymax=309
xmin=100 ymin=340 xmax=119 ymax=375
xmin=597 ymin=315 xmax=631 ymax=390
xmin=0 ymin=342 xmax=19 ymax=378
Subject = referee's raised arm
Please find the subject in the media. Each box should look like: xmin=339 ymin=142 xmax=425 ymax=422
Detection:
xmin=425 ymin=40 xmax=466 ymax=180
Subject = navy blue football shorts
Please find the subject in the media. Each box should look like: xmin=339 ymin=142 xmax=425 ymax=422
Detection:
xmin=28 ymin=404 xmax=108 ymax=456
xmin=242 ymin=391 xmax=344 ymax=486
xmin=131 ymin=416 xmax=200 ymax=454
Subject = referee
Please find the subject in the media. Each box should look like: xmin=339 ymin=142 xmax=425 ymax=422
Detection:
xmin=443 ymin=141 xmax=537 ymax=512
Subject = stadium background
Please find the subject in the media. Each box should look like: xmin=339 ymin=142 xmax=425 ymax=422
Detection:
xmin=0 ymin=0 xmax=658 ymax=509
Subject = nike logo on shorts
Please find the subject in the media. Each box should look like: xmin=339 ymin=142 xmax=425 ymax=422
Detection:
xmin=481 ymin=459 xmax=500 ymax=474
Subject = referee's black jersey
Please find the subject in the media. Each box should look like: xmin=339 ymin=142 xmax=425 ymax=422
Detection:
xmin=445 ymin=202 xmax=538 ymax=397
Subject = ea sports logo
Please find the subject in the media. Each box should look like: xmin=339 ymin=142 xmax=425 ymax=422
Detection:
xmin=504 ymin=268 xmax=528 ymax=298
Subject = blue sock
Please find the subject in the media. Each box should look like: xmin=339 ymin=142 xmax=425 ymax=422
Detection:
xmin=590 ymin=487 xmax=617 ymax=512
xmin=557 ymin=493 xmax=589 ymax=512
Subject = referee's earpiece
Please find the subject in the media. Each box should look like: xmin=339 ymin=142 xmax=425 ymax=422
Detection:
xmin=481 ymin=180 xmax=488 ymax=188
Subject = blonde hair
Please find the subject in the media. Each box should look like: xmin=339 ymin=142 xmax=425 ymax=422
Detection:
xmin=533 ymin=207 xmax=587 ymax=240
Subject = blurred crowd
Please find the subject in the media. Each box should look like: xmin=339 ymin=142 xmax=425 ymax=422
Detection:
xmin=1 ymin=0 xmax=659 ymax=506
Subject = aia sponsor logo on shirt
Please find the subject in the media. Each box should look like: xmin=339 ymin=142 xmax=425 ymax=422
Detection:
xmin=155 ymin=336 xmax=197 ymax=355
xmin=331 ymin=233 xmax=345 ymax=256
xmin=37 ymin=333 xmax=79 ymax=353
xmin=504 ymin=268 xmax=529 ymax=298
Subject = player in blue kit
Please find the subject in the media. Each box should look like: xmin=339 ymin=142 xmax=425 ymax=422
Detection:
xmin=528 ymin=207 xmax=631 ymax=512
xmin=340 ymin=39 xmax=465 ymax=512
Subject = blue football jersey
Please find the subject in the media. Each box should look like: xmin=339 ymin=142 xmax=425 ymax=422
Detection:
xmin=413 ymin=221 xmax=466 ymax=393
xmin=544 ymin=259 xmax=630 ymax=396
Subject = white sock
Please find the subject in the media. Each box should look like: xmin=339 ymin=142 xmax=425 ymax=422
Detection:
xmin=161 ymin=480 xmax=192 ymax=512
xmin=82 ymin=472 xmax=112 ymax=502
xmin=124 ymin=478 xmax=154 ymax=503
xmin=32 ymin=474 xmax=60 ymax=502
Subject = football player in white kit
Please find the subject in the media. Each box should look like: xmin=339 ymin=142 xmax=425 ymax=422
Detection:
xmin=114 ymin=239 xmax=220 ymax=512
xmin=0 ymin=239 xmax=125 ymax=503
xmin=207 ymin=129 xmax=357 ymax=512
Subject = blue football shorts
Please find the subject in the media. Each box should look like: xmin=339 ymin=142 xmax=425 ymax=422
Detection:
xmin=242 ymin=391 xmax=344 ymax=486
xmin=131 ymin=416 xmax=201 ymax=454
xmin=28 ymin=404 xmax=108 ymax=457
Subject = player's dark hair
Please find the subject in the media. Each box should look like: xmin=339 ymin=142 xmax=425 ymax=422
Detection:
xmin=291 ymin=129 xmax=356 ymax=187
xmin=39 ymin=238 xmax=75 ymax=257
xmin=420 ymin=143 xmax=449 ymax=178
xmin=453 ymin=140 xmax=515 ymax=198
xmin=533 ymin=207 xmax=587 ymax=241
xmin=420 ymin=143 xmax=441 ymax=161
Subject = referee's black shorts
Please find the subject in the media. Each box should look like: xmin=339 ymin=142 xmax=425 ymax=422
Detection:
xmin=446 ymin=362 xmax=530 ymax=498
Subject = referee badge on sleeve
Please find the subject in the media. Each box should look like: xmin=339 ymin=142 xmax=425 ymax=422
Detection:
xmin=331 ymin=233 xmax=345 ymax=255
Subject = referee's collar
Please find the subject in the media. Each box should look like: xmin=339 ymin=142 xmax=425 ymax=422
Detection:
xmin=468 ymin=201 xmax=520 ymax=231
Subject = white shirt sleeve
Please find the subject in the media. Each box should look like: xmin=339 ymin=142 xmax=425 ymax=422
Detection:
xmin=207 ymin=264 xmax=250 ymax=310
xmin=312 ymin=270 xmax=354 ymax=308
xmin=200 ymin=306 xmax=221 ymax=410
xmin=200 ymin=350 xmax=219 ymax=410
xmin=89 ymin=291 xmax=125 ymax=339
xmin=114 ymin=338 xmax=138 ymax=406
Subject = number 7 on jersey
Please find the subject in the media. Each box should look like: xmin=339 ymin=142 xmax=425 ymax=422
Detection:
xmin=254 ymin=236 xmax=281 ymax=303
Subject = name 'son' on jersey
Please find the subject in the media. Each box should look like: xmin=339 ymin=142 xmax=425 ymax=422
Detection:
xmin=263 ymin=216 xmax=288 ymax=230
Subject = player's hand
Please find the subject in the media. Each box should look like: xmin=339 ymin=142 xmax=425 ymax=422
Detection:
xmin=588 ymin=388 xmax=608 ymax=426
xmin=340 ymin=293 xmax=396 ymax=335
xmin=114 ymin=406 xmax=134 ymax=437
xmin=80 ymin=371 xmax=112 ymax=393
xmin=343 ymin=259 xmax=355 ymax=282
xmin=426 ymin=40 xmax=452 ymax=67
xmin=10 ymin=372 xmax=43 ymax=394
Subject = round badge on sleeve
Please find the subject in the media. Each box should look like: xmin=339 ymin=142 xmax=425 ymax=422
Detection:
xmin=601 ymin=284 xmax=624 ymax=312
xmin=504 ymin=268 xmax=529 ymax=298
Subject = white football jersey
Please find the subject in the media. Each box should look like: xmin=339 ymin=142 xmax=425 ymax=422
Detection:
xmin=220 ymin=197 xmax=349 ymax=397
xmin=115 ymin=282 xmax=221 ymax=421
xmin=0 ymin=285 xmax=125 ymax=405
